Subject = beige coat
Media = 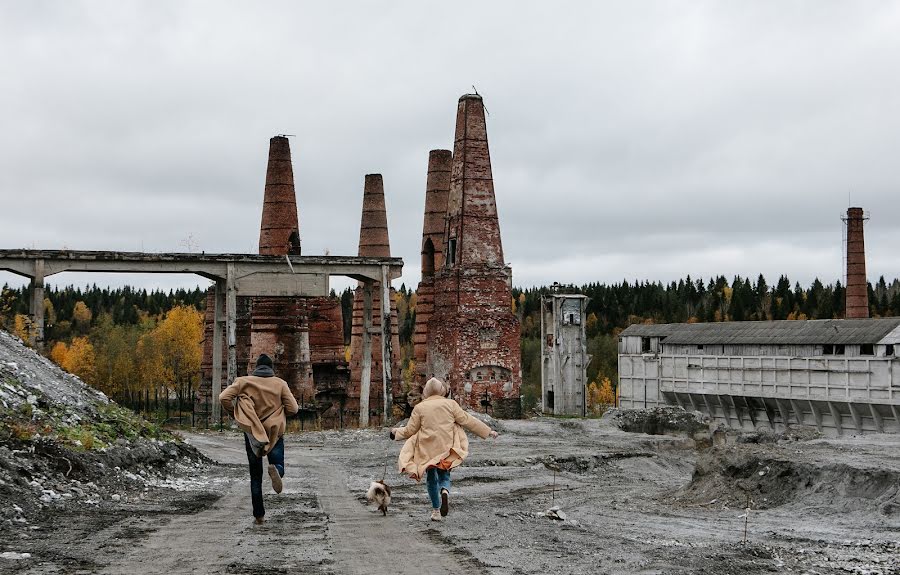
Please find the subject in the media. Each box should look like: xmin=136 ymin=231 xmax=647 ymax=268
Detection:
xmin=393 ymin=395 xmax=492 ymax=481
xmin=219 ymin=375 xmax=299 ymax=455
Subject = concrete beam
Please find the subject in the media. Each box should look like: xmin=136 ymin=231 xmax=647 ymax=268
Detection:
xmin=743 ymin=396 xmax=757 ymax=427
xmin=848 ymin=402 xmax=863 ymax=434
xmin=728 ymin=395 xmax=743 ymax=428
xmin=0 ymin=250 xmax=402 ymax=288
xmin=717 ymin=394 xmax=733 ymax=427
xmin=827 ymin=401 xmax=843 ymax=436
xmin=809 ymin=400 xmax=823 ymax=432
xmin=775 ymin=398 xmax=791 ymax=429
xmin=869 ymin=404 xmax=884 ymax=433
xmin=790 ymin=399 xmax=805 ymax=427
xmin=762 ymin=398 xmax=777 ymax=430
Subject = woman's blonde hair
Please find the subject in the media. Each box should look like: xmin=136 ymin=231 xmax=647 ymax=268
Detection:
xmin=422 ymin=377 xmax=447 ymax=399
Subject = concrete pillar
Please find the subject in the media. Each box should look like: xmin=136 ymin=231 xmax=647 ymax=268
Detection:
xmin=381 ymin=265 xmax=393 ymax=424
xmin=226 ymin=263 xmax=237 ymax=389
xmin=28 ymin=259 xmax=45 ymax=350
xmin=359 ymin=281 xmax=373 ymax=428
xmin=211 ymin=281 xmax=224 ymax=425
xmin=845 ymin=207 xmax=869 ymax=318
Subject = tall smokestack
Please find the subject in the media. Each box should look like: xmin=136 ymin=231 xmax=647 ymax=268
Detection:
xmin=421 ymin=150 xmax=452 ymax=276
xmin=845 ymin=206 xmax=869 ymax=319
xmin=444 ymin=93 xmax=505 ymax=270
xmin=413 ymin=150 xmax=452 ymax=389
xmin=349 ymin=174 xmax=400 ymax=420
xmin=259 ymin=136 xmax=300 ymax=256
xmin=357 ymin=174 xmax=391 ymax=257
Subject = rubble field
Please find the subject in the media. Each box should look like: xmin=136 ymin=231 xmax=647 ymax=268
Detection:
xmin=0 ymin=329 xmax=898 ymax=574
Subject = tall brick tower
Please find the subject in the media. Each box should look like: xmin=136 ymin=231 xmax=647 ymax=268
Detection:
xmin=250 ymin=136 xmax=314 ymax=400
xmin=844 ymin=206 xmax=869 ymax=319
xmin=348 ymin=174 xmax=401 ymax=422
xmin=426 ymin=94 xmax=522 ymax=417
xmin=412 ymin=150 xmax=452 ymax=403
xmin=258 ymin=136 xmax=302 ymax=256
xmin=199 ymin=136 xmax=349 ymax=425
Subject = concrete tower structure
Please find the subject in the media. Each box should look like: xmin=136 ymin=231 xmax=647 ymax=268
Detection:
xmin=348 ymin=174 xmax=401 ymax=422
xmin=426 ymin=94 xmax=522 ymax=417
xmin=412 ymin=150 xmax=452 ymax=401
xmin=541 ymin=293 xmax=590 ymax=416
xmin=844 ymin=207 xmax=869 ymax=319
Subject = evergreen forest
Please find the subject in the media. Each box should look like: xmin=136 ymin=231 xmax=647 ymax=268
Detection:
xmin=2 ymin=273 xmax=899 ymax=417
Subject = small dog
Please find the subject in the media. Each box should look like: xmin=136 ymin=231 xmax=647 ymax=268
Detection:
xmin=366 ymin=480 xmax=392 ymax=516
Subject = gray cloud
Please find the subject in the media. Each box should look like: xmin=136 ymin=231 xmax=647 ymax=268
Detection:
xmin=1 ymin=1 xmax=898 ymax=294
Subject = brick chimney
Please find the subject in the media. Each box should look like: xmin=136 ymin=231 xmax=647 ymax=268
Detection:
xmin=357 ymin=174 xmax=391 ymax=257
xmin=259 ymin=136 xmax=300 ymax=256
xmin=413 ymin=150 xmax=452 ymax=390
xmin=348 ymin=174 xmax=400 ymax=421
xmin=426 ymin=93 xmax=522 ymax=417
xmin=443 ymin=94 xmax=505 ymax=271
xmin=845 ymin=206 xmax=869 ymax=319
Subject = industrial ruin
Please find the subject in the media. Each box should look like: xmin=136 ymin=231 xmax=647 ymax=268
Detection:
xmin=618 ymin=207 xmax=900 ymax=435
xmin=541 ymin=292 xmax=590 ymax=416
xmin=420 ymin=94 xmax=523 ymax=417
xmin=194 ymin=93 xmax=522 ymax=424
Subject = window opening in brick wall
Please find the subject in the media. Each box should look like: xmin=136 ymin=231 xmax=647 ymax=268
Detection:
xmin=860 ymin=344 xmax=874 ymax=355
xmin=824 ymin=344 xmax=834 ymax=355
xmin=887 ymin=344 xmax=895 ymax=356
xmin=641 ymin=337 xmax=651 ymax=353
xmin=447 ymin=238 xmax=457 ymax=266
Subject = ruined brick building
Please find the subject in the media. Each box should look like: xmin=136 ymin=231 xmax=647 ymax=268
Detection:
xmin=416 ymin=94 xmax=523 ymax=417
xmin=199 ymin=94 xmax=523 ymax=424
xmin=199 ymin=136 xmax=350 ymax=426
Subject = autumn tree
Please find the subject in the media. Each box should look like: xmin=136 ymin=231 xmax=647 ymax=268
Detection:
xmin=73 ymin=301 xmax=92 ymax=333
xmin=61 ymin=337 xmax=97 ymax=383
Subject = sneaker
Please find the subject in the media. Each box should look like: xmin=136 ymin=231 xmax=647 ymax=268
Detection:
xmin=430 ymin=509 xmax=442 ymax=522
xmin=268 ymin=464 xmax=283 ymax=494
xmin=440 ymin=488 xmax=450 ymax=517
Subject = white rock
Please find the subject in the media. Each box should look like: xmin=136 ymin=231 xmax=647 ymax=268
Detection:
xmin=111 ymin=494 xmax=121 ymax=502
xmin=0 ymin=551 xmax=31 ymax=560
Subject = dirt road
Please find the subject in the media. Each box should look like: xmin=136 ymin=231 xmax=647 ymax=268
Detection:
xmin=5 ymin=418 xmax=900 ymax=574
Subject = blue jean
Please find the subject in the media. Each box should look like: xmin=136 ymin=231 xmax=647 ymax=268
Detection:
xmin=244 ymin=434 xmax=285 ymax=518
xmin=426 ymin=467 xmax=451 ymax=509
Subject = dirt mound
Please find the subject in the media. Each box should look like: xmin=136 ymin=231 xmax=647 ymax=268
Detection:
xmin=677 ymin=444 xmax=900 ymax=514
xmin=608 ymin=406 xmax=710 ymax=437
xmin=0 ymin=329 xmax=208 ymax=531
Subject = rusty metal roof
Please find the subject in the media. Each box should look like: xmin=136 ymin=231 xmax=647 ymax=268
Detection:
xmin=619 ymin=318 xmax=900 ymax=345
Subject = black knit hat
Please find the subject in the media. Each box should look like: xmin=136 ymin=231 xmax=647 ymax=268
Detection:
xmin=256 ymin=354 xmax=273 ymax=369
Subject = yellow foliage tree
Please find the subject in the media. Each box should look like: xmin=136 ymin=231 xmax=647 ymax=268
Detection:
xmin=73 ymin=301 xmax=92 ymax=333
xmin=49 ymin=341 xmax=68 ymax=366
xmin=63 ymin=337 xmax=97 ymax=383
xmin=586 ymin=377 xmax=616 ymax=414
xmin=136 ymin=305 xmax=203 ymax=394
xmin=12 ymin=314 xmax=34 ymax=343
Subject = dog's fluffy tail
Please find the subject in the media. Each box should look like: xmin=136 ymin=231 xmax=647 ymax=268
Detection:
xmin=366 ymin=481 xmax=385 ymax=502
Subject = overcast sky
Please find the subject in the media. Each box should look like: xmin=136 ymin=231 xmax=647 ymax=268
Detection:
xmin=1 ymin=1 xmax=898 ymax=295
